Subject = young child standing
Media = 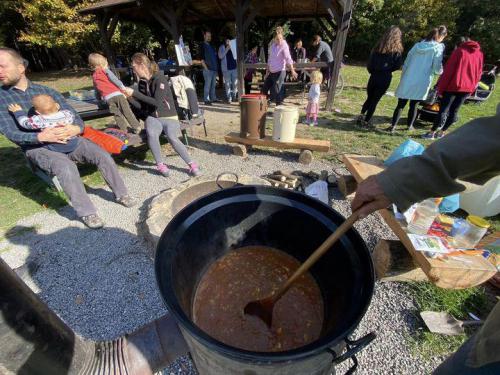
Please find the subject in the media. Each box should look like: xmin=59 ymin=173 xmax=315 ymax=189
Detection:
xmin=88 ymin=53 xmax=141 ymax=134
xmin=306 ymin=70 xmax=322 ymax=126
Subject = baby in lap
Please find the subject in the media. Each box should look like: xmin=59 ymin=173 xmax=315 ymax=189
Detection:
xmin=8 ymin=94 xmax=80 ymax=153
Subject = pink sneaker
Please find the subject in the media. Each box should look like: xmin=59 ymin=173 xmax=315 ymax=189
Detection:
xmin=188 ymin=162 xmax=201 ymax=176
xmin=156 ymin=163 xmax=170 ymax=177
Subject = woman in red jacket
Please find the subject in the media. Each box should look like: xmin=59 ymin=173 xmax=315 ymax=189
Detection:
xmin=423 ymin=38 xmax=483 ymax=139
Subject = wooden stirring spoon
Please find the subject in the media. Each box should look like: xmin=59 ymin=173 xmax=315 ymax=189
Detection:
xmin=244 ymin=210 xmax=361 ymax=328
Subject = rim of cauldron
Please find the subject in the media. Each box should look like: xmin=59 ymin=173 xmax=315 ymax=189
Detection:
xmin=155 ymin=185 xmax=375 ymax=363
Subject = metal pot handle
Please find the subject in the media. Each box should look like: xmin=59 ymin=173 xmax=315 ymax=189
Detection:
xmin=216 ymin=172 xmax=239 ymax=189
xmin=327 ymin=332 xmax=376 ymax=375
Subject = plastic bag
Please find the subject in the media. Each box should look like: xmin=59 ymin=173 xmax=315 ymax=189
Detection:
xmin=305 ymin=180 xmax=329 ymax=204
xmin=439 ymin=194 xmax=460 ymax=213
xmin=384 ymin=139 xmax=425 ymax=166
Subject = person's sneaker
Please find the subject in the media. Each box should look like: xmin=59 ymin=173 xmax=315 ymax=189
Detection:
xmin=408 ymin=126 xmax=415 ymax=131
xmin=304 ymin=118 xmax=310 ymax=125
xmin=366 ymin=119 xmax=374 ymax=128
xmin=311 ymin=121 xmax=318 ymax=127
xmin=81 ymin=214 xmax=104 ymax=229
xmin=422 ymin=132 xmax=435 ymax=139
xmin=385 ymin=126 xmax=396 ymax=133
xmin=116 ymin=195 xmax=137 ymax=207
xmin=188 ymin=162 xmax=201 ymax=176
xmin=436 ymin=130 xmax=446 ymax=138
xmin=156 ymin=163 xmax=170 ymax=177
xmin=356 ymin=114 xmax=364 ymax=126
xmin=204 ymin=101 xmax=212 ymax=106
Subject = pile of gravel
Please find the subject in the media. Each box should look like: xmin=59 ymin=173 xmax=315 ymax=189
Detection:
xmin=0 ymin=143 xmax=442 ymax=374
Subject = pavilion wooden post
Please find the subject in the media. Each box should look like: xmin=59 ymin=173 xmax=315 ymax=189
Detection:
xmin=235 ymin=0 xmax=259 ymax=96
xmin=324 ymin=0 xmax=352 ymax=111
xmin=96 ymin=11 xmax=119 ymax=68
xmin=148 ymin=1 xmax=186 ymax=48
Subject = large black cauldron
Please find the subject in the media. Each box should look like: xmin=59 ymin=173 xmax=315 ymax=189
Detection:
xmin=155 ymin=186 xmax=375 ymax=375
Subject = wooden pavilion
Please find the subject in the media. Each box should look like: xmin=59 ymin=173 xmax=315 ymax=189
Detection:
xmin=80 ymin=0 xmax=353 ymax=110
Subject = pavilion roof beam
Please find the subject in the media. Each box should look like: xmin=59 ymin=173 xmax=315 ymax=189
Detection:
xmin=213 ymin=0 xmax=228 ymax=19
xmin=316 ymin=17 xmax=335 ymax=43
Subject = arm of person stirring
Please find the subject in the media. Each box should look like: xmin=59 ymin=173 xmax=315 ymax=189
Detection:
xmin=352 ymin=106 xmax=500 ymax=375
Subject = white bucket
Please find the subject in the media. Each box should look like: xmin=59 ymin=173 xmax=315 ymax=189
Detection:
xmin=460 ymin=175 xmax=500 ymax=217
xmin=272 ymin=106 xmax=299 ymax=142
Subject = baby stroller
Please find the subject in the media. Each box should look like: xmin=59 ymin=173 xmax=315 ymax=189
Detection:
xmin=417 ymin=64 xmax=497 ymax=123
xmin=465 ymin=64 xmax=497 ymax=104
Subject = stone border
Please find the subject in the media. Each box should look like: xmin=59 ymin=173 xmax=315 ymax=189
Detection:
xmin=141 ymin=174 xmax=270 ymax=256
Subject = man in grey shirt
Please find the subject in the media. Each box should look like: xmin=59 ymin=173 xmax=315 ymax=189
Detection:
xmin=311 ymin=35 xmax=334 ymax=83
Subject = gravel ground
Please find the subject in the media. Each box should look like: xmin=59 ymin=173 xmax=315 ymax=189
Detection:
xmin=1 ymin=140 xmax=443 ymax=374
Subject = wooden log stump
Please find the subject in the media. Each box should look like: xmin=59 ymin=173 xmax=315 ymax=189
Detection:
xmin=327 ymin=174 xmax=337 ymax=186
xmin=232 ymin=144 xmax=247 ymax=157
xmin=298 ymin=149 xmax=313 ymax=165
xmin=372 ymin=239 xmax=428 ymax=283
xmin=337 ymin=175 xmax=357 ymax=198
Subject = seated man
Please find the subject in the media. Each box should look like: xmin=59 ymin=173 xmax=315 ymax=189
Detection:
xmin=0 ymin=48 xmax=135 ymax=229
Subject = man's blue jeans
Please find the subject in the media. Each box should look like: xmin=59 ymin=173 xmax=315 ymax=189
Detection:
xmin=203 ymin=69 xmax=217 ymax=103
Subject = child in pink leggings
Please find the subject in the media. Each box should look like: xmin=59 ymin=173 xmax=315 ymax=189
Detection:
xmin=306 ymin=70 xmax=323 ymax=126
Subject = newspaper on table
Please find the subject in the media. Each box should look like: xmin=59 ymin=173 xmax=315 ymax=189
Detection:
xmin=407 ymin=234 xmax=450 ymax=254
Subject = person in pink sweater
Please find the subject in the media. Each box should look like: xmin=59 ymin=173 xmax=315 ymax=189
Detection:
xmin=89 ymin=53 xmax=141 ymax=134
xmin=261 ymin=27 xmax=298 ymax=106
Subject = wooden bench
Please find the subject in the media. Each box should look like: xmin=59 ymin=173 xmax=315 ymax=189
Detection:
xmin=342 ymin=154 xmax=497 ymax=289
xmin=224 ymin=132 xmax=330 ymax=165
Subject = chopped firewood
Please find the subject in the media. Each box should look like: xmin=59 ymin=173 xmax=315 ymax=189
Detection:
xmin=338 ymin=175 xmax=357 ymax=198
xmin=273 ymin=170 xmax=303 ymax=181
xmin=263 ymin=177 xmax=289 ymax=188
xmin=306 ymin=171 xmax=320 ymax=180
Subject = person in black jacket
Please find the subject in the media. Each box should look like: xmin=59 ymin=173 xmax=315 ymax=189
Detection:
xmin=124 ymin=53 xmax=200 ymax=177
xmin=358 ymin=26 xmax=403 ymax=127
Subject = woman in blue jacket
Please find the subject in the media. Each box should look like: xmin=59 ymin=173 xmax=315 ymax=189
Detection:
xmin=387 ymin=26 xmax=447 ymax=133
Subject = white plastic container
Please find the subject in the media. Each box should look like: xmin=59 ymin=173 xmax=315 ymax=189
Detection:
xmin=407 ymin=198 xmax=440 ymax=235
xmin=460 ymin=175 xmax=500 ymax=217
xmin=272 ymin=106 xmax=299 ymax=142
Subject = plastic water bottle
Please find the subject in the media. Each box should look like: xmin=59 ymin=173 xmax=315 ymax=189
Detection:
xmin=407 ymin=199 xmax=440 ymax=235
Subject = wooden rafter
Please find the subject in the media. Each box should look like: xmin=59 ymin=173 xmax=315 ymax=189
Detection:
xmin=316 ymin=17 xmax=335 ymax=42
xmin=213 ymin=0 xmax=227 ymax=19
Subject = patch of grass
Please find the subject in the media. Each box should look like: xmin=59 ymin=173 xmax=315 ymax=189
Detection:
xmin=406 ymin=282 xmax=489 ymax=358
xmin=306 ymin=64 xmax=500 ymax=160
xmin=408 ymin=282 xmax=488 ymax=319
xmin=408 ymin=331 xmax=467 ymax=360
xmin=29 ymin=69 xmax=94 ymax=93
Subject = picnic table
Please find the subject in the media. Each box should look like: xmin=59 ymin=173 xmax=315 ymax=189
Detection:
xmin=243 ymin=62 xmax=328 ymax=72
xmin=65 ymin=97 xmax=110 ymax=121
xmin=342 ymin=154 xmax=497 ymax=289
